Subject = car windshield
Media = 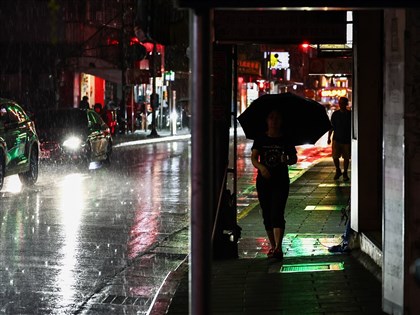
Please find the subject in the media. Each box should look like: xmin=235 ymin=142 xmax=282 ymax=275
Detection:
xmin=36 ymin=110 xmax=87 ymax=129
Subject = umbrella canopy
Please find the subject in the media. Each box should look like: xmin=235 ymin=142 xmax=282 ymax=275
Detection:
xmin=237 ymin=92 xmax=332 ymax=145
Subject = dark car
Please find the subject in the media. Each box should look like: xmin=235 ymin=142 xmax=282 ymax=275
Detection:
xmin=0 ymin=99 xmax=40 ymax=191
xmin=35 ymin=108 xmax=112 ymax=167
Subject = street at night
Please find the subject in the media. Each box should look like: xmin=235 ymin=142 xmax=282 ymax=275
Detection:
xmin=1 ymin=1 xmax=419 ymax=314
xmin=0 ymin=132 xmax=192 ymax=314
xmin=0 ymin=130 xmax=336 ymax=314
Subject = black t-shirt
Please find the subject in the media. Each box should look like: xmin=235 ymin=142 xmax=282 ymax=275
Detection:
xmin=331 ymin=109 xmax=351 ymax=144
xmin=252 ymin=135 xmax=297 ymax=178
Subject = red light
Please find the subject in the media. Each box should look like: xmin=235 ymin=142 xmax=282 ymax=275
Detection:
xmin=300 ymin=42 xmax=310 ymax=54
xmin=130 ymin=37 xmax=141 ymax=45
xmin=107 ymin=38 xmax=119 ymax=46
xmin=257 ymin=80 xmax=267 ymax=91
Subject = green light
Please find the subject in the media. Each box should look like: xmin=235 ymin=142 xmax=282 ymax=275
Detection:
xmin=280 ymin=262 xmax=344 ymax=273
xmin=284 ymin=234 xmax=342 ymax=257
xmin=246 ymin=234 xmax=343 ymax=259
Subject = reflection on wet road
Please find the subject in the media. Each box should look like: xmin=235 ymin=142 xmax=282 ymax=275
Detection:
xmin=0 ymin=140 xmax=191 ymax=314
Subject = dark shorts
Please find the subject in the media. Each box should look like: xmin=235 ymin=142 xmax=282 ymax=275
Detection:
xmin=332 ymin=141 xmax=351 ymax=159
xmin=256 ymin=175 xmax=289 ymax=230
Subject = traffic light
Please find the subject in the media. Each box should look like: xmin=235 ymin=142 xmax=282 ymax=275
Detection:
xmin=135 ymin=0 xmax=173 ymax=45
xmin=257 ymin=80 xmax=265 ymax=91
xmin=257 ymin=80 xmax=269 ymax=92
xmin=274 ymin=69 xmax=285 ymax=81
xmin=299 ymin=42 xmax=310 ymax=53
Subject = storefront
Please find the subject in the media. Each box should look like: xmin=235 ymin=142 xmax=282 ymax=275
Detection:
xmin=237 ymin=60 xmax=262 ymax=114
xmin=79 ymin=73 xmax=105 ymax=108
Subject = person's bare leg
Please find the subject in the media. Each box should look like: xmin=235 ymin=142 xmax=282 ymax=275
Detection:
xmin=333 ymin=157 xmax=341 ymax=171
xmin=343 ymin=158 xmax=349 ymax=173
xmin=266 ymin=229 xmax=276 ymax=249
xmin=273 ymin=227 xmax=285 ymax=252
xmin=270 ymin=227 xmax=285 ymax=259
xmin=343 ymin=158 xmax=350 ymax=180
xmin=333 ymin=157 xmax=342 ymax=179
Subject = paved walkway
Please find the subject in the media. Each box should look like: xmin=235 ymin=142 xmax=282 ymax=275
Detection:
xmin=112 ymin=129 xmax=384 ymax=314
xmin=165 ymin=160 xmax=385 ymax=315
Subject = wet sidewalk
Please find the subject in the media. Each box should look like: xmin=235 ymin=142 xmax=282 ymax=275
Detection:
xmin=165 ymin=160 xmax=385 ymax=315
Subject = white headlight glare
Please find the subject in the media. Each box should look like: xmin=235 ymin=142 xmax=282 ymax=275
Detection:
xmin=62 ymin=136 xmax=82 ymax=149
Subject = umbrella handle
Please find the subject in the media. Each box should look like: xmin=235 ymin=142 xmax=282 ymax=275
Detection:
xmin=280 ymin=151 xmax=288 ymax=163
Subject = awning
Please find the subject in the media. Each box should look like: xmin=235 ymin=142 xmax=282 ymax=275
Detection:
xmin=82 ymin=68 xmax=123 ymax=84
xmin=67 ymin=57 xmax=124 ymax=84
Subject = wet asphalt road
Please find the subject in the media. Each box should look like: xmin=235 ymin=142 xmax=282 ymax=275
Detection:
xmin=0 ymin=138 xmax=192 ymax=314
xmin=0 ymin=131 xmax=329 ymax=314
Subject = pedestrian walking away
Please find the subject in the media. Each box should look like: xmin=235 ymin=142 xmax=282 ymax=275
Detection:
xmin=251 ymin=109 xmax=298 ymax=260
xmin=327 ymin=96 xmax=351 ymax=181
xmin=80 ymin=96 xmax=90 ymax=109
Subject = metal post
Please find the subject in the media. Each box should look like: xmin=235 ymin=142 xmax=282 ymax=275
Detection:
xmin=168 ymin=82 xmax=173 ymax=135
xmin=172 ymin=89 xmax=178 ymax=135
xmin=120 ymin=2 xmax=127 ymax=134
xmin=148 ymin=41 xmax=159 ymax=137
xmin=232 ymin=45 xmax=238 ymax=212
xmin=190 ymin=7 xmax=213 ymax=315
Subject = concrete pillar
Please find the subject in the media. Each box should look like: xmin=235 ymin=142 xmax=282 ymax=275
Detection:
xmin=401 ymin=9 xmax=420 ymax=315
xmin=383 ymin=9 xmax=405 ymax=315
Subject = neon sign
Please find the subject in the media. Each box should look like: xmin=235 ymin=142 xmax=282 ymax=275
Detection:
xmin=320 ymin=89 xmax=347 ymax=98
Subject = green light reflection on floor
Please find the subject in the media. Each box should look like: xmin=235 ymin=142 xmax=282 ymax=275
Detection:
xmin=283 ymin=234 xmax=342 ymax=257
xmin=280 ymin=262 xmax=345 ymax=273
xmin=241 ymin=234 xmax=344 ymax=259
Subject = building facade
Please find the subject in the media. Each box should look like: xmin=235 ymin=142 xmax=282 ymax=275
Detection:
xmin=0 ymin=0 xmax=189 ymax=133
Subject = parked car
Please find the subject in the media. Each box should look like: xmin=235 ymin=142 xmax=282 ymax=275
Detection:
xmin=34 ymin=108 xmax=112 ymax=167
xmin=0 ymin=99 xmax=40 ymax=191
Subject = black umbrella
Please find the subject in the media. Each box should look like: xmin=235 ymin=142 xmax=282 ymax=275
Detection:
xmin=237 ymin=92 xmax=332 ymax=145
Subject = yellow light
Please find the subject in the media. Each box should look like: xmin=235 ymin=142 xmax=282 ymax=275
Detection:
xmin=321 ymin=89 xmax=347 ymax=98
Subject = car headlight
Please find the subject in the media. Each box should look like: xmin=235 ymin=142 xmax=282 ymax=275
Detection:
xmin=62 ymin=136 xmax=83 ymax=150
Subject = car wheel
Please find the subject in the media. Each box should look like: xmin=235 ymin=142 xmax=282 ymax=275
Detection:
xmin=0 ymin=153 xmax=4 ymax=191
xmin=105 ymin=140 xmax=112 ymax=165
xmin=19 ymin=147 xmax=39 ymax=186
xmin=83 ymin=142 xmax=92 ymax=169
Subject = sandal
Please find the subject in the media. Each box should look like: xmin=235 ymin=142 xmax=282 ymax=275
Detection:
xmin=267 ymin=248 xmax=275 ymax=258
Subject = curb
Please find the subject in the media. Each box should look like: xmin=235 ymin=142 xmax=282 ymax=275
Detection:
xmin=147 ymin=255 xmax=189 ymax=315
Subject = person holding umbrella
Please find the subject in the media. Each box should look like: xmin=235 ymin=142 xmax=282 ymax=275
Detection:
xmin=239 ymin=92 xmax=331 ymax=259
xmin=251 ymin=109 xmax=298 ymax=260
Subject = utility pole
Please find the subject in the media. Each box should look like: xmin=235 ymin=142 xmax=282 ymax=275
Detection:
xmin=120 ymin=1 xmax=128 ymax=134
